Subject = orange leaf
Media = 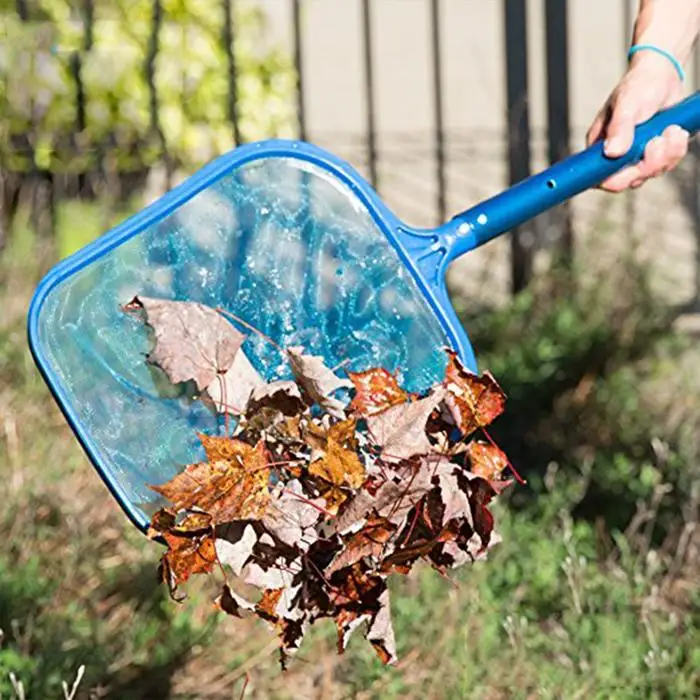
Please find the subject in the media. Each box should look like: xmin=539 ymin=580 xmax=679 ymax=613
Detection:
xmin=466 ymin=441 xmax=509 ymax=481
xmin=443 ymin=349 xmax=506 ymax=437
xmin=309 ymin=418 xmax=365 ymax=499
xmin=347 ymin=367 xmax=409 ymax=417
xmin=256 ymin=588 xmax=284 ymax=622
xmin=161 ymin=529 xmax=217 ymax=592
xmin=150 ymin=436 xmax=270 ymax=524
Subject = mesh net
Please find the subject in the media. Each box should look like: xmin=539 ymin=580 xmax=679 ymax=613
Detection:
xmin=36 ymin=156 xmax=452 ymax=517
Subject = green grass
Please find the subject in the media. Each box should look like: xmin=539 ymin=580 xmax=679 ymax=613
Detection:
xmin=1 ymin=204 xmax=699 ymax=698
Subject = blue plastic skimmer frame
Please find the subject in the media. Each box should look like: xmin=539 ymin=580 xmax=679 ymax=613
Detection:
xmin=27 ymin=91 xmax=700 ymax=532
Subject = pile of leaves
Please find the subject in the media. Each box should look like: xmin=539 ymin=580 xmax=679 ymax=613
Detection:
xmin=123 ymin=296 xmax=519 ymax=668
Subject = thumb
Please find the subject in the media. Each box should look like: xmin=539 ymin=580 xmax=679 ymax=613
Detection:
xmin=603 ymin=100 xmax=638 ymax=158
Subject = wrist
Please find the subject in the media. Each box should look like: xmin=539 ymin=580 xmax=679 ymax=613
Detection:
xmin=628 ymin=46 xmax=685 ymax=85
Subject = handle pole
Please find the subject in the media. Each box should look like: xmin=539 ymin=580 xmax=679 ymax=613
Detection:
xmin=447 ymin=90 xmax=700 ymax=261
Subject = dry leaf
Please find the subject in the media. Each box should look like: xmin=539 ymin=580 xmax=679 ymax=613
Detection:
xmin=326 ymin=516 xmax=396 ymax=575
xmin=367 ymin=587 xmax=397 ymax=665
xmin=443 ymin=349 xmax=506 ymax=437
xmin=467 ymin=441 xmax=509 ymax=482
xmin=135 ymin=296 xmax=515 ymax=669
xmin=365 ymin=388 xmax=445 ymax=461
xmin=216 ymin=523 xmax=257 ymax=576
xmin=287 ymin=347 xmax=352 ymax=418
xmin=247 ymin=380 xmax=307 ymax=417
xmin=150 ymin=436 xmax=270 ymax=523
xmin=161 ymin=529 xmax=216 ymax=594
xmin=347 ymin=367 xmax=409 ymax=417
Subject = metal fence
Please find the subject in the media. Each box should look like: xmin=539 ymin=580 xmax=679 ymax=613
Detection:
xmin=3 ymin=0 xmax=700 ymax=312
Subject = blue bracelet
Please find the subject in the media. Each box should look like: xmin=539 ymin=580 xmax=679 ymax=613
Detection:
xmin=628 ymin=44 xmax=686 ymax=82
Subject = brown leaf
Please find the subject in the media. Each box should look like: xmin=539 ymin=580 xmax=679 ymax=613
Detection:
xmin=287 ymin=347 xmax=352 ymax=418
xmin=334 ymin=456 xmax=454 ymax=533
xmin=347 ymin=367 xmax=409 ymax=417
xmin=443 ymin=349 xmax=506 ymax=436
xmin=469 ymin=477 xmax=498 ymax=547
xmin=207 ymin=350 xmax=265 ymax=414
xmin=242 ymin=561 xmax=294 ymax=590
xmin=436 ymin=471 xmax=472 ymax=527
xmin=215 ymin=584 xmax=255 ymax=618
xmin=161 ymin=528 xmax=217 ymax=595
xmin=147 ymin=508 xmax=176 ymax=538
xmin=125 ymin=296 xmax=254 ymax=399
xmin=326 ymin=516 xmax=396 ymax=576
xmin=367 ymin=587 xmax=397 ymax=665
xmin=328 ymin=563 xmax=384 ymax=607
xmin=150 ymin=436 xmax=270 ymax=523
xmin=365 ymin=388 xmax=445 ymax=461
xmin=247 ymin=380 xmax=307 ymax=417
xmin=336 ymin=608 xmax=373 ymax=655
xmin=256 ymin=588 xmax=285 ymax=622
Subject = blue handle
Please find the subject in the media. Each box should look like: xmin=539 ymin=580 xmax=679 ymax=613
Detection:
xmin=447 ymin=90 xmax=700 ymax=260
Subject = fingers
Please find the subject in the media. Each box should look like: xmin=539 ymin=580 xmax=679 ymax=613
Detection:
xmin=603 ymin=102 xmax=638 ymax=157
xmin=586 ymin=108 xmax=607 ymax=148
xmin=599 ymin=125 xmax=689 ymax=193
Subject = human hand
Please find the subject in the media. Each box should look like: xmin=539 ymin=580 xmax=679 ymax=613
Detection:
xmin=586 ymin=50 xmax=689 ymax=192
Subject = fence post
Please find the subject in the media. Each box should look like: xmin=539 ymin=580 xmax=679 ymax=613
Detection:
xmin=292 ymin=0 xmax=307 ymax=142
xmin=544 ymin=0 xmax=572 ymax=266
xmin=145 ymin=0 xmax=170 ymax=186
xmin=429 ymin=0 xmax=446 ymax=225
xmin=222 ymin=0 xmax=241 ymax=145
xmin=361 ymin=0 xmax=378 ymax=189
xmin=503 ymin=0 xmax=533 ymax=294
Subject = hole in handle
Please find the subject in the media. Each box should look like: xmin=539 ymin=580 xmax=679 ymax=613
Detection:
xmin=546 ymin=179 xmax=557 ymax=190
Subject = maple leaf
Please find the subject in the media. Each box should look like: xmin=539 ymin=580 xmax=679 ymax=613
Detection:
xmin=334 ymin=456 xmax=454 ymax=534
xmin=307 ymin=418 xmax=366 ymax=513
xmin=469 ymin=477 xmax=498 ymax=548
xmin=247 ymin=380 xmax=307 ymax=418
xmin=466 ymin=441 xmax=510 ymax=483
xmin=215 ymin=584 xmax=256 ymax=618
xmin=443 ymin=480 xmax=474 ymax=531
xmin=261 ymin=480 xmax=325 ymax=550
xmin=365 ymin=388 xmax=445 ymax=461
xmin=147 ymin=510 xmax=216 ymax=599
xmin=207 ymin=351 xmax=266 ymax=414
xmin=131 ymin=301 xmax=517 ymax=667
xmin=124 ymin=296 xmax=264 ymax=413
xmin=150 ymin=436 xmax=270 ymax=524
xmin=336 ymin=608 xmax=373 ymax=655
xmin=367 ymin=587 xmax=397 ymax=665
xmin=160 ymin=527 xmax=217 ymax=598
xmin=326 ymin=515 xmax=396 ymax=576
xmin=256 ymin=588 xmax=285 ymax=622
xmin=347 ymin=367 xmax=409 ymax=417
xmin=309 ymin=420 xmax=364 ymax=488
xmin=287 ymin=347 xmax=352 ymax=418
xmin=216 ymin=523 xmax=257 ymax=576
xmin=443 ymin=349 xmax=506 ymax=436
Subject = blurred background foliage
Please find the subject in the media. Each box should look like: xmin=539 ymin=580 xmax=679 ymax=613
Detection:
xmin=0 ymin=0 xmax=296 ymax=254
xmin=1 ymin=1 xmax=700 ymax=698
